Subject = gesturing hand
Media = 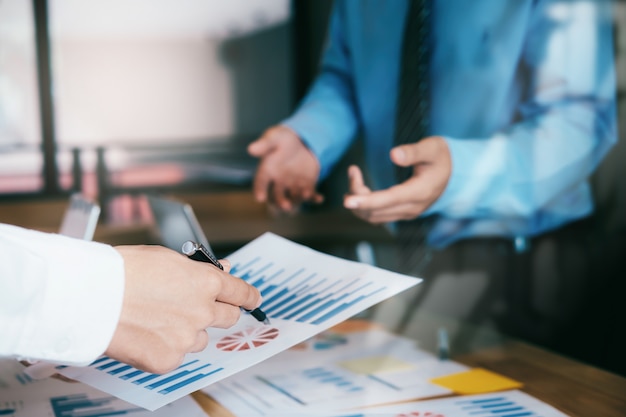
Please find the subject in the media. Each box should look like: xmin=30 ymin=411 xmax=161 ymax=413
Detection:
xmin=344 ymin=136 xmax=451 ymax=223
xmin=248 ymin=125 xmax=324 ymax=213
xmin=106 ymin=245 xmax=261 ymax=374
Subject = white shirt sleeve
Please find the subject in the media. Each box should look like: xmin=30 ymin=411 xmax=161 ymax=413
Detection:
xmin=0 ymin=223 xmax=125 ymax=366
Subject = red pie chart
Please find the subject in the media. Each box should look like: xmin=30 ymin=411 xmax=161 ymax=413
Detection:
xmin=216 ymin=326 xmax=280 ymax=351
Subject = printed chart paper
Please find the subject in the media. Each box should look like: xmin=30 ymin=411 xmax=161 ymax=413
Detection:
xmin=0 ymin=359 xmax=206 ymax=417
xmin=205 ymin=328 xmax=468 ymax=415
xmin=56 ymin=232 xmax=421 ymax=410
xmin=323 ymin=390 xmax=571 ymax=417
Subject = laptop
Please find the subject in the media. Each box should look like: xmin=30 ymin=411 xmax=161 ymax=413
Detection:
xmin=146 ymin=195 xmax=213 ymax=255
xmin=59 ymin=193 xmax=101 ymax=240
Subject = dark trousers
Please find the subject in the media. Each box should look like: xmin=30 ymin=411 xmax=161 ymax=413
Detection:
xmin=369 ymin=217 xmax=626 ymax=377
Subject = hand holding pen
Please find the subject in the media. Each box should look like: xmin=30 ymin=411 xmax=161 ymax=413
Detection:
xmin=21 ymin=244 xmax=263 ymax=380
xmin=182 ymin=241 xmax=270 ymax=325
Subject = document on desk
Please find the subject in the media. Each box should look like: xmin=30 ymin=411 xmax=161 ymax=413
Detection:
xmin=321 ymin=390 xmax=571 ymax=417
xmin=55 ymin=232 xmax=421 ymax=411
xmin=205 ymin=327 xmax=468 ymax=416
xmin=0 ymin=359 xmax=206 ymax=417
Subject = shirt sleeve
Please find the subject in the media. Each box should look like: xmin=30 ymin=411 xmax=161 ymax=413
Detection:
xmin=282 ymin=1 xmax=361 ymax=180
xmin=426 ymin=1 xmax=617 ymax=222
xmin=0 ymin=223 xmax=125 ymax=366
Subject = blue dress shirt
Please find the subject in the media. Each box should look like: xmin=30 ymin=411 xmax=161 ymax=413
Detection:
xmin=283 ymin=0 xmax=617 ymax=247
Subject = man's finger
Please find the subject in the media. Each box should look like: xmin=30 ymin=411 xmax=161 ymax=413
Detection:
xmin=390 ymin=136 xmax=442 ymax=168
xmin=271 ymin=181 xmax=295 ymax=212
xmin=252 ymin=160 xmax=272 ymax=202
xmin=205 ymin=302 xmax=242 ymax=329
xmin=345 ymin=182 xmax=417 ymax=211
xmin=217 ymin=273 xmax=263 ymax=311
xmin=310 ymin=192 xmax=325 ymax=204
xmin=189 ymin=330 xmax=210 ymax=353
xmin=219 ymin=258 xmax=231 ymax=273
xmin=351 ymin=201 xmax=428 ymax=223
xmin=247 ymin=134 xmax=276 ymax=157
xmin=347 ymin=165 xmax=370 ymax=195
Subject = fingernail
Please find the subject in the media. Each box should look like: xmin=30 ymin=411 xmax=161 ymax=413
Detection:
xmin=394 ymin=148 xmax=406 ymax=163
xmin=345 ymin=198 xmax=359 ymax=209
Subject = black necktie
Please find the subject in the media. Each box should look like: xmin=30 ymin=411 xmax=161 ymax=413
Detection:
xmin=394 ymin=0 xmax=431 ymax=179
xmin=394 ymin=0 xmax=434 ymax=275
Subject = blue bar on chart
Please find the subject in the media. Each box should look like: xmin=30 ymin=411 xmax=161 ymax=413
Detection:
xmin=254 ymin=366 xmax=365 ymax=407
xmin=302 ymin=367 xmax=364 ymax=393
xmin=230 ymin=259 xmax=388 ymax=325
xmin=50 ymin=393 xmax=143 ymax=417
xmin=14 ymin=371 xmax=33 ymax=386
xmin=456 ymin=395 xmax=536 ymax=416
xmin=87 ymin=357 xmax=224 ymax=396
xmin=0 ymin=401 xmax=22 ymax=417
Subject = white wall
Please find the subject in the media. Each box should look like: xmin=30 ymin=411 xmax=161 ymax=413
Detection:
xmin=0 ymin=0 xmax=293 ymax=183
xmin=53 ymin=37 xmax=235 ymax=146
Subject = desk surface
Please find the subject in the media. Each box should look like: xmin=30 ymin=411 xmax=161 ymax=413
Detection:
xmin=189 ymin=319 xmax=626 ymax=417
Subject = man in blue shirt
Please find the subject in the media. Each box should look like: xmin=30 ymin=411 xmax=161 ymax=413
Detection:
xmin=246 ymin=0 xmax=620 ymax=365
xmin=249 ymin=0 xmax=616 ymax=249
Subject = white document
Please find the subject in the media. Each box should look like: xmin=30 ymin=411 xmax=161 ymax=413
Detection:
xmin=205 ymin=328 xmax=468 ymax=415
xmin=312 ymin=390 xmax=571 ymax=417
xmin=56 ymin=232 xmax=421 ymax=410
xmin=0 ymin=359 xmax=206 ymax=417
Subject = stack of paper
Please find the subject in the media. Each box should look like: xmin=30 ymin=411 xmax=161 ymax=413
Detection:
xmin=55 ymin=233 xmax=422 ymax=410
xmin=0 ymin=359 xmax=205 ymax=417
xmin=204 ymin=326 xmax=469 ymax=415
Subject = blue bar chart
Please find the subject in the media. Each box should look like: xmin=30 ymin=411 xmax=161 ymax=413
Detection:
xmin=12 ymin=373 xmax=32 ymax=386
xmin=325 ymin=391 xmax=568 ymax=417
xmin=231 ymin=259 xmax=387 ymax=326
xmin=255 ymin=366 xmax=366 ymax=406
xmin=455 ymin=395 xmax=537 ymax=416
xmin=50 ymin=394 xmax=143 ymax=417
xmin=86 ymin=357 xmax=224 ymax=396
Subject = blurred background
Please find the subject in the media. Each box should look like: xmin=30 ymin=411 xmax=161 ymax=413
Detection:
xmin=0 ymin=0 xmax=300 ymax=200
xmin=0 ymin=0 xmax=625 ymax=380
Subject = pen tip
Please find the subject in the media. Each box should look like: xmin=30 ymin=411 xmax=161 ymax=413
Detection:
xmin=263 ymin=318 xmax=271 ymax=325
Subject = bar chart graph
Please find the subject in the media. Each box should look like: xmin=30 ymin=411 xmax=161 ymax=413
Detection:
xmin=324 ymin=391 xmax=569 ymax=417
xmin=232 ymin=259 xmax=386 ymax=326
xmin=86 ymin=356 xmax=224 ymax=395
xmin=455 ymin=395 xmax=539 ymax=416
xmin=256 ymin=365 xmax=366 ymax=406
xmin=56 ymin=233 xmax=420 ymax=411
xmin=0 ymin=401 xmax=21 ymax=417
xmin=50 ymin=394 xmax=143 ymax=417
xmin=0 ymin=360 xmax=207 ymax=417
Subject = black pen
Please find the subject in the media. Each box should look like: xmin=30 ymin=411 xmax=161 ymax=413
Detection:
xmin=182 ymin=240 xmax=270 ymax=325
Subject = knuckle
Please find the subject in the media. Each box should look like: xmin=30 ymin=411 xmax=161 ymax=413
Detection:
xmin=223 ymin=306 xmax=242 ymax=328
xmin=181 ymin=327 xmax=200 ymax=349
xmin=144 ymin=349 xmax=183 ymax=375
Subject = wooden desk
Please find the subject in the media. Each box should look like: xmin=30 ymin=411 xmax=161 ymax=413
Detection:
xmin=189 ymin=320 xmax=626 ymax=417
xmin=456 ymin=341 xmax=626 ymax=417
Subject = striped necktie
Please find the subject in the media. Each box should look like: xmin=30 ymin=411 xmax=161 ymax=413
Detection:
xmin=394 ymin=0 xmax=434 ymax=275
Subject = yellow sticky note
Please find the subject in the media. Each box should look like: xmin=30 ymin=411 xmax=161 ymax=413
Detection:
xmin=430 ymin=368 xmax=523 ymax=394
xmin=338 ymin=356 xmax=414 ymax=374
